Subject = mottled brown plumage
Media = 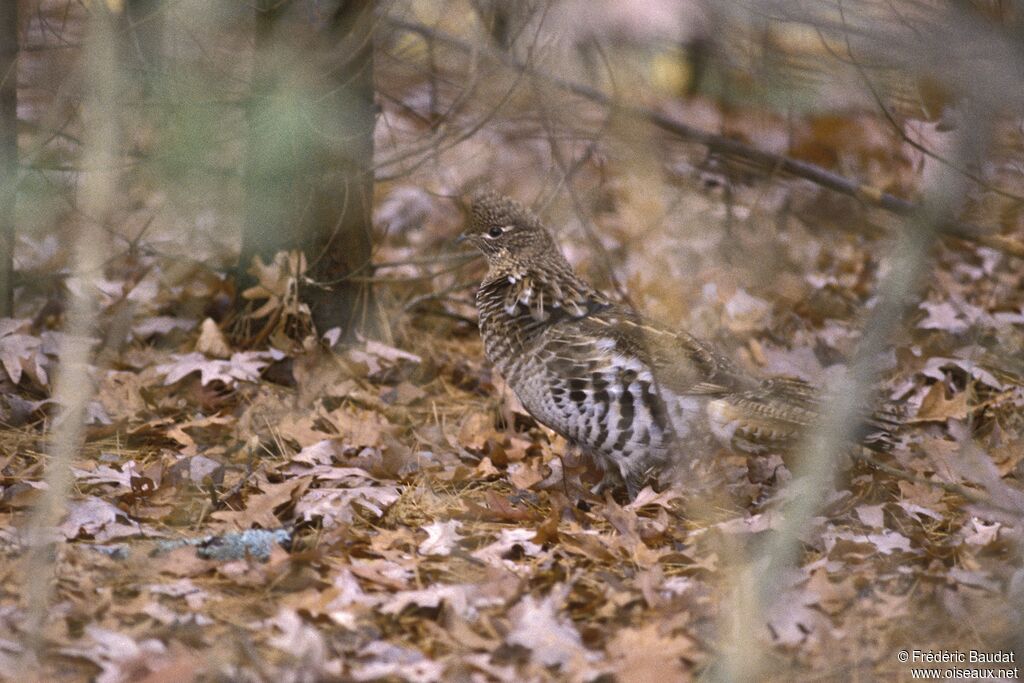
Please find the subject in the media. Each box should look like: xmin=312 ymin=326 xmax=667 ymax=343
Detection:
xmin=461 ymin=191 xmax=899 ymax=498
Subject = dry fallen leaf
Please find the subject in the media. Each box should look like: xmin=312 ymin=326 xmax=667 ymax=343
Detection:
xmin=295 ymin=486 xmax=400 ymax=525
xmin=194 ymin=317 xmax=232 ymax=358
xmin=805 ymin=569 xmax=858 ymax=615
xmin=0 ymin=323 xmax=50 ymax=386
xmin=59 ymin=626 xmax=170 ymax=683
xmin=918 ymin=300 xmax=969 ymax=333
xmin=59 ymin=496 xmax=152 ymax=542
xmin=607 ymin=622 xmax=696 ymax=682
xmin=211 ymin=477 xmax=312 ymax=529
xmin=912 ymin=382 xmax=971 ymax=422
xmin=417 ymin=519 xmax=463 ymax=556
xmin=156 ymin=350 xmax=282 ymax=387
xmin=507 ymin=592 xmax=593 ymax=668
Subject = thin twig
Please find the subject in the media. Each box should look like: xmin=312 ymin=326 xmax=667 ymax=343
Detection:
xmin=826 ymin=2 xmax=1023 ymax=205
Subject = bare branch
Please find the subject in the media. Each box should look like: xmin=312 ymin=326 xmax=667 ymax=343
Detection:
xmin=385 ymin=17 xmax=1024 ymax=260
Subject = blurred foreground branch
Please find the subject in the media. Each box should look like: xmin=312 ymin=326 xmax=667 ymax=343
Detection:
xmin=18 ymin=8 xmax=117 ymax=667
xmin=387 ymin=18 xmax=1024 ymax=260
xmin=706 ymin=121 xmax=984 ymax=682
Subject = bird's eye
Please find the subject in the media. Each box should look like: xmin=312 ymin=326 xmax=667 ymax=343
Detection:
xmin=487 ymin=226 xmax=503 ymax=238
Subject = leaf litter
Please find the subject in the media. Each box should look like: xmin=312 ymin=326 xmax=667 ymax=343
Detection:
xmin=4 ymin=269 xmax=1022 ymax=679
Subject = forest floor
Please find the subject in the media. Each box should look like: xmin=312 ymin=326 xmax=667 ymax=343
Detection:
xmin=2 ymin=159 xmax=1023 ymax=681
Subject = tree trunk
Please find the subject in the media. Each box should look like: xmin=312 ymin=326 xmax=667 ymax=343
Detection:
xmin=239 ymin=0 xmax=294 ymax=283
xmin=304 ymin=0 xmax=377 ymax=338
xmin=239 ymin=0 xmax=378 ymax=342
xmin=0 ymin=2 xmax=16 ymax=318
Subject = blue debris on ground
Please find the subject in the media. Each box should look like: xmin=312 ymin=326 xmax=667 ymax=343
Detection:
xmin=153 ymin=528 xmax=291 ymax=562
xmin=89 ymin=544 xmax=130 ymax=560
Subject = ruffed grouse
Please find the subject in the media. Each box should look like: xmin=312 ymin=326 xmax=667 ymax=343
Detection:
xmin=460 ymin=191 xmax=898 ymax=499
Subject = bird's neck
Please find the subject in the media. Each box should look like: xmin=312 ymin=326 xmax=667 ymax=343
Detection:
xmin=478 ymin=258 xmax=608 ymax=331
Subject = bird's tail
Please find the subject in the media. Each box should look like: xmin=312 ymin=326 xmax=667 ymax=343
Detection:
xmin=707 ymin=376 xmax=903 ymax=455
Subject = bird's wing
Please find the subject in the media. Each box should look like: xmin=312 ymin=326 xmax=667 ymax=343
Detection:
xmin=571 ymin=306 xmax=754 ymax=396
xmin=532 ymin=303 xmax=903 ymax=455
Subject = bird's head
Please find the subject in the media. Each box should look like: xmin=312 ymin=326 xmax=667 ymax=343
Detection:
xmin=458 ymin=191 xmax=557 ymax=267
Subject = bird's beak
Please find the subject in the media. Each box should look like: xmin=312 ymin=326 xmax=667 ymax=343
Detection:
xmin=454 ymin=233 xmax=468 ymax=245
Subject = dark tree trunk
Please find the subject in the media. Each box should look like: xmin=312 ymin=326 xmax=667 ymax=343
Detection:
xmin=305 ymin=0 xmax=377 ymax=338
xmin=0 ymin=1 xmax=16 ymax=318
xmin=239 ymin=0 xmax=294 ymax=280
xmin=239 ymin=0 xmax=378 ymax=342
